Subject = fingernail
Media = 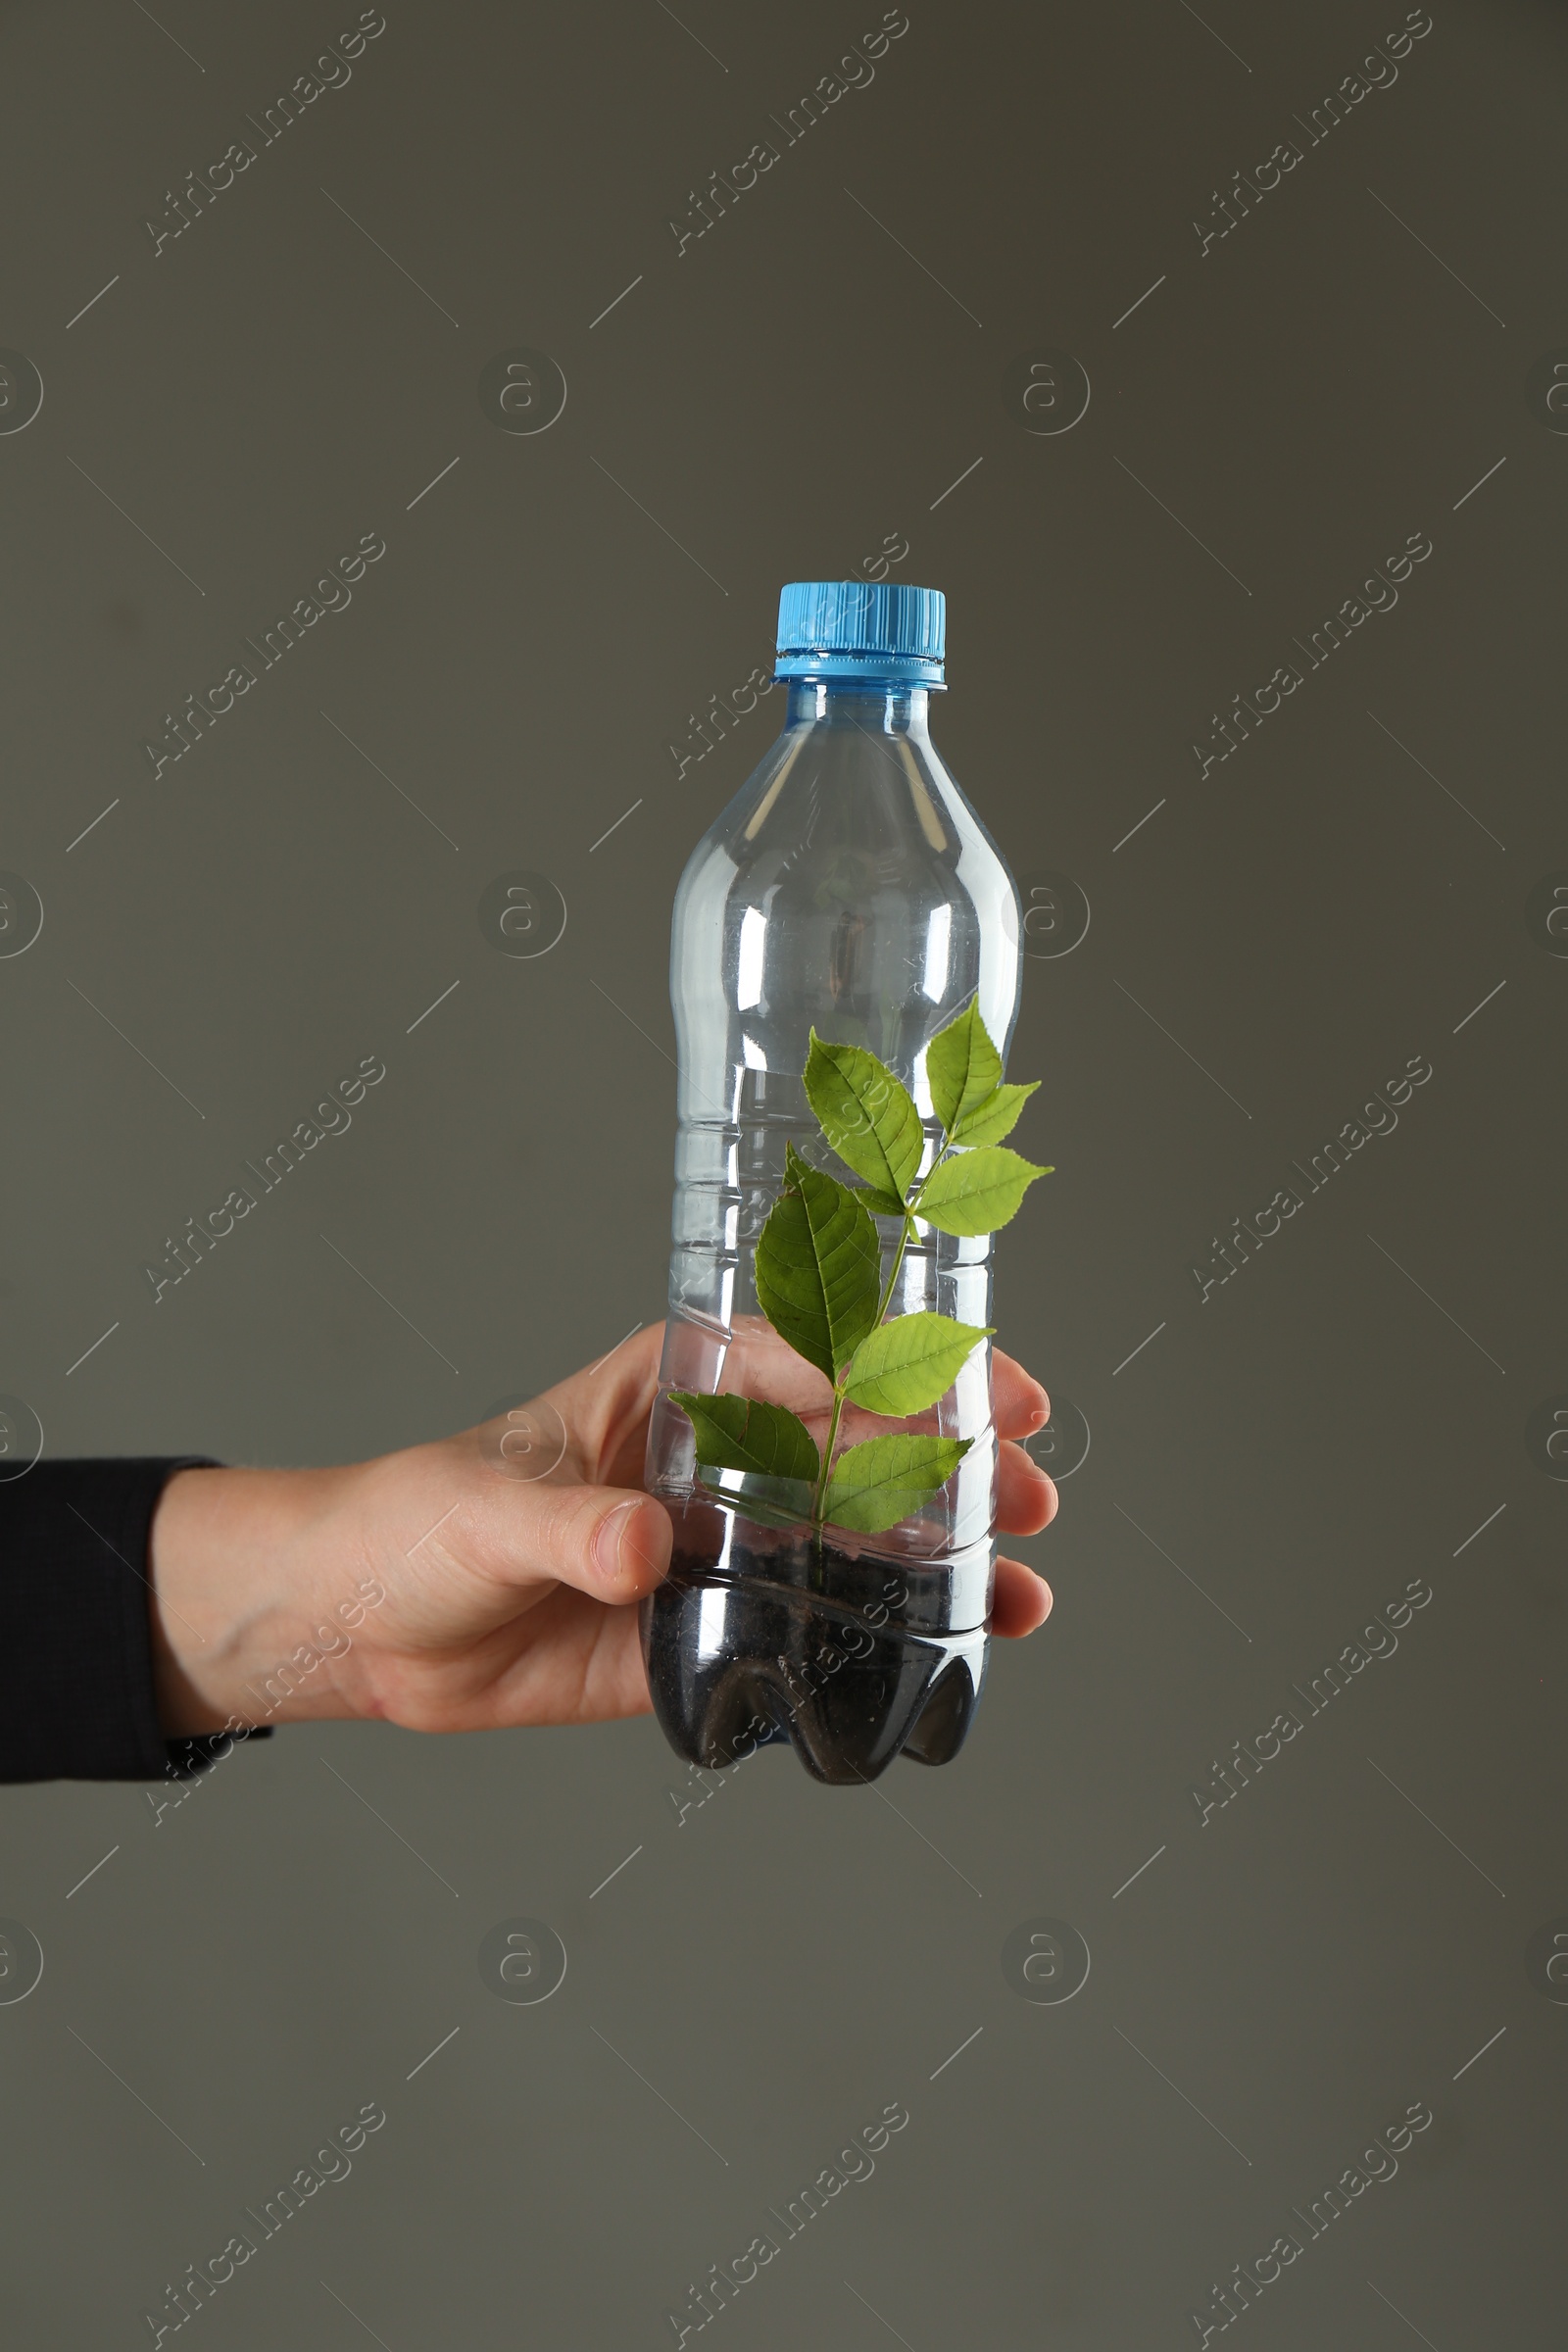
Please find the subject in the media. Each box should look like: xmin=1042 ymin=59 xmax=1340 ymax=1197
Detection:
xmin=593 ymin=1498 xmax=669 ymax=1588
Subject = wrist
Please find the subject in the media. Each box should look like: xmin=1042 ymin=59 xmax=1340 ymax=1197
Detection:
xmin=148 ymin=1462 xmax=377 ymax=1735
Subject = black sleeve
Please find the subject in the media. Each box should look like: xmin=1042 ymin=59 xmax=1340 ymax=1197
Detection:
xmin=0 ymin=1458 xmax=271 ymax=1784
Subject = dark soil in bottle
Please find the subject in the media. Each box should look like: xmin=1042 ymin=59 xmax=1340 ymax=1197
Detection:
xmin=641 ymin=1538 xmax=988 ymax=1787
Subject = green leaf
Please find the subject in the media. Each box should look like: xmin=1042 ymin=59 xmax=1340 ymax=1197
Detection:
xmin=950 ymin=1080 xmax=1040 ymax=1149
xmin=755 ymin=1151 xmax=882 ymax=1384
xmin=853 ymin=1185 xmax=906 ymax=1218
xmin=925 ymin=1001 xmax=1003 ymax=1138
xmin=915 ymin=1146 xmax=1051 ymax=1237
xmin=844 ymin=1313 xmax=993 ymax=1418
xmin=804 ymin=1032 xmax=923 ymax=1205
xmin=668 ymin=1393 xmax=820 ymax=1484
xmin=823 ymin=1433 xmax=972 ymax=1535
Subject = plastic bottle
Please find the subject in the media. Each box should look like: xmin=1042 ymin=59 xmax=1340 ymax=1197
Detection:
xmin=641 ymin=582 xmax=1023 ymax=1784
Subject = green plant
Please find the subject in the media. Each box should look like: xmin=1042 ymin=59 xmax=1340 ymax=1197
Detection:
xmin=671 ymin=1002 xmax=1050 ymax=1540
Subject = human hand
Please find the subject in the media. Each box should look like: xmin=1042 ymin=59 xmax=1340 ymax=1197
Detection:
xmin=149 ymin=1324 xmax=1057 ymax=1738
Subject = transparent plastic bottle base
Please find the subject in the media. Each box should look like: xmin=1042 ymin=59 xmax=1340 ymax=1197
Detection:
xmin=639 ymin=1495 xmax=992 ymax=1786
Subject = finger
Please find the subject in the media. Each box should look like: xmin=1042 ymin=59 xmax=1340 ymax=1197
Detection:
xmin=709 ymin=1338 xmax=1053 ymax=1455
xmin=486 ymin=1582 xmax=658 ymax=1726
xmin=515 ymin=1324 xmax=667 ymax=1488
xmin=591 ymin=1323 xmax=669 ymax=1488
xmin=993 ymin=1554 xmax=1053 ymax=1638
xmin=998 ymin=1440 xmax=1056 ymax=1535
xmin=993 ymin=1349 xmax=1049 ymax=1441
xmin=466 ymin=1479 xmax=672 ymax=1608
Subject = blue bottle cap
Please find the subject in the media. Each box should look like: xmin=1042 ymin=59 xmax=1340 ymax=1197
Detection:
xmin=774 ymin=580 xmax=946 ymax=686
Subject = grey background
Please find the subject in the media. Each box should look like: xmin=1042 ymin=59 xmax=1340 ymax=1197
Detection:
xmin=2 ymin=0 xmax=1564 ymax=2343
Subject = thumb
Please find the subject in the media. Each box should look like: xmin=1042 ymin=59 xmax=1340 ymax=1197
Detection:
xmin=494 ymin=1480 xmax=673 ymax=1606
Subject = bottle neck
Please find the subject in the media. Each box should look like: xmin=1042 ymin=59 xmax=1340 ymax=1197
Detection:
xmin=781 ymin=679 xmax=935 ymax=738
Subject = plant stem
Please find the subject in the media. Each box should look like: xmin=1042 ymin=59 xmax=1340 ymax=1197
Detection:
xmin=874 ymin=1208 xmax=914 ymax=1327
xmin=809 ymin=1137 xmax=956 ymax=1536
xmin=811 ymin=1384 xmax=848 ymax=1532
